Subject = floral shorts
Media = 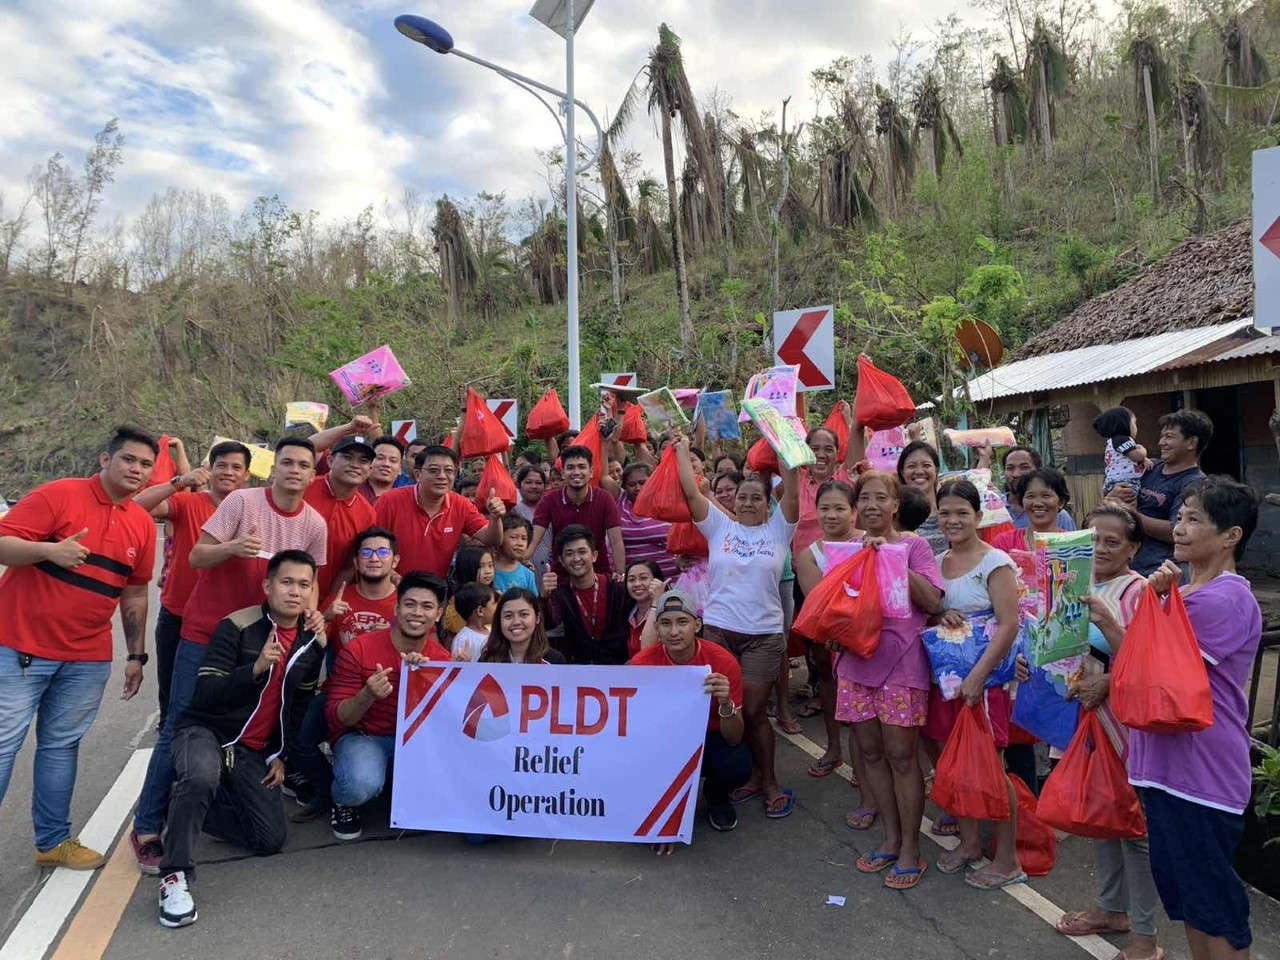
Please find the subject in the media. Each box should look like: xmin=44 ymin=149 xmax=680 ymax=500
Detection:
xmin=835 ymin=678 xmax=928 ymax=727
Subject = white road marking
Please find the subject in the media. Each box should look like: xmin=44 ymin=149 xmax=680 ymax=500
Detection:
xmin=776 ymin=728 xmax=1116 ymax=960
xmin=0 ymin=748 xmax=151 ymax=960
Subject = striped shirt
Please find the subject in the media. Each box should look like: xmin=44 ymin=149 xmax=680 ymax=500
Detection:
xmin=617 ymin=493 xmax=674 ymax=578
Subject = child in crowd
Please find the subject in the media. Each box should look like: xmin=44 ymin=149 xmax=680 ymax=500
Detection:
xmin=444 ymin=545 xmax=495 ymax=634
xmin=456 ymin=473 xmax=480 ymax=501
xmin=493 ymin=514 xmax=538 ymax=595
xmin=1091 ymin=406 xmax=1149 ymax=497
xmin=897 ymin=486 xmax=932 ymax=534
xmin=451 ymin=582 xmax=498 ymax=661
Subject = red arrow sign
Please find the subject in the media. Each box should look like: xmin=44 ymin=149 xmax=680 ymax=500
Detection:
xmin=488 ymin=400 xmax=516 ymax=437
xmin=1262 ymin=216 xmax=1280 ymax=259
xmin=777 ymin=309 xmax=833 ymax=388
xmin=392 ymin=420 xmax=417 ymax=443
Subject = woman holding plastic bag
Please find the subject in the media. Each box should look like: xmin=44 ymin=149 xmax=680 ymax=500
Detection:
xmin=836 ymin=471 xmax=943 ymax=889
xmin=1119 ymin=478 xmax=1261 ymax=957
xmin=1046 ymin=503 xmax=1162 ymax=960
xmin=673 ymin=432 xmax=800 ymax=820
xmin=927 ymin=479 xmax=1026 ymax=888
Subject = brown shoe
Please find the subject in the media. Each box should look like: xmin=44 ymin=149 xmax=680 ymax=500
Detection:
xmin=35 ymin=838 xmax=105 ymax=870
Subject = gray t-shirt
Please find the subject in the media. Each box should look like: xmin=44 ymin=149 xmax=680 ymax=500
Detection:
xmin=1131 ymin=461 xmax=1203 ymax=575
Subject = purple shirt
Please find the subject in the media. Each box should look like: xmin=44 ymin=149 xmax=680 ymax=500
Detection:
xmin=616 ymin=494 xmax=675 ymax=578
xmin=532 ymin=486 xmax=622 ymax=577
xmin=835 ymin=535 xmax=942 ymax=690
xmin=1128 ymin=573 xmax=1262 ymax=814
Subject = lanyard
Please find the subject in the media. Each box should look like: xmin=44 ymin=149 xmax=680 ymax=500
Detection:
xmin=575 ymin=577 xmax=603 ymax=639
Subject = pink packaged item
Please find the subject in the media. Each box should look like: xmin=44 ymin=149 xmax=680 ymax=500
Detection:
xmin=329 ymin=345 xmax=410 ymax=407
xmin=822 ymin=540 xmax=911 ymax=619
xmin=866 ymin=427 xmax=907 ymax=472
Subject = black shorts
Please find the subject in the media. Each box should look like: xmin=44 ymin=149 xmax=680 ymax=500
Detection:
xmin=1139 ymin=787 xmax=1251 ymax=950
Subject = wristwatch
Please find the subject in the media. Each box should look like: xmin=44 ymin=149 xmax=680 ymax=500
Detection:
xmin=170 ymin=476 xmax=186 ymax=491
xmin=127 ymin=653 xmax=149 ymax=665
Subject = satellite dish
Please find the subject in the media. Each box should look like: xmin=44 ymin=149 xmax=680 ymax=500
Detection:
xmin=955 ymin=319 xmax=1004 ymax=370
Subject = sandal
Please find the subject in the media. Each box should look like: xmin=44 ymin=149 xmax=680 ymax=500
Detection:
xmin=936 ymin=850 xmax=980 ymax=874
xmin=777 ymin=718 xmax=803 ymax=735
xmin=807 ymin=756 xmax=841 ymax=778
xmin=1055 ymin=911 xmax=1131 ymax=937
xmin=844 ymin=807 xmax=878 ymax=830
xmin=765 ymin=788 xmax=795 ymax=819
xmin=884 ymin=859 xmax=928 ymax=890
xmin=931 ymin=814 xmax=959 ymax=837
xmin=795 ymin=702 xmax=822 ymax=719
xmin=855 ymin=850 xmax=898 ymax=873
xmin=965 ymin=868 xmax=1028 ymax=890
xmin=729 ymin=785 xmax=763 ymax=805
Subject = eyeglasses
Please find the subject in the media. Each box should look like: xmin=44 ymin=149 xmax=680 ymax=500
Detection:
xmin=358 ymin=547 xmax=393 ymax=558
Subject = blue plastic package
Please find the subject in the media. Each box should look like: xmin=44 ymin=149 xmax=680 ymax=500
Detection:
xmin=923 ymin=609 xmax=1028 ymax=701
xmin=1011 ymin=658 xmax=1082 ymax=750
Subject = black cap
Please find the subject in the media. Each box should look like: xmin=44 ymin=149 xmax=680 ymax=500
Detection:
xmin=332 ymin=436 xmax=375 ymax=459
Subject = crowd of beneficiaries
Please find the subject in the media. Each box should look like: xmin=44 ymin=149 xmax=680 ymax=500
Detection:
xmin=0 ymin=398 xmax=1265 ymax=958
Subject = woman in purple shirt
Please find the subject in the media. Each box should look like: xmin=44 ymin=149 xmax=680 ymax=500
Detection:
xmin=835 ymin=471 xmax=943 ymax=890
xmin=1096 ymin=476 xmax=1261 ymax=957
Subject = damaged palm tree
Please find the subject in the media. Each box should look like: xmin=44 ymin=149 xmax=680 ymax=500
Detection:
xmin=432 ymin=195 xmax=477 ymax=329
xmin=633 ymin=178 xmax=669 ymax=274
xmin=912 ymin=73 xmax=963 ymax=182
xmin=875 ymin=86 xmax=915 ymax=217
xmin=1126 ymin=35 xmax=1170 ymax=204
xmin=988 ymin=55 xmax=1027 ymax=198
xmin=818 ymin=93 xmax=878 ymax=229
xmin=1217 ymin=13 xmax=1270 ymax=126
xmin=1026 ymin=18 xmax=1068 ymax=161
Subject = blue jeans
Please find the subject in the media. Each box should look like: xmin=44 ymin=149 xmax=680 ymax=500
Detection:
xmin=134 ymin=638 xmax=206 ymax=835
xmin=331 ymin=733 xmax=394 ymax=807
xmin=0 ymin=648 xmax=111 ymax=850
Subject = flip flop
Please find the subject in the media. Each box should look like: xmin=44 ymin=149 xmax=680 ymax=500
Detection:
xmin=729 ymin=785 xmax=763 ymax=805
xmin=765 ymin=788 xmax=796 ymax=819
xmin=965 ymin=868 xmax=1029 ymax=890
xmin=795 ymin=702 xmax=822 ymax=719
xmin=855 ymin=850 xmax=899 ymax=873
xmin=930 ymin=814 xmax=960 ymax=837
xmin=936 ymin=851 xmax=981 ymax=874
xmin=844 ymin=807 xmax=878 ymax=830
xmin=807 ymin=756 xmax=841 ymax=778
xmin=1054 ymin=911 xmax=1131 ymax=937
xmin=884 ymin=859 xmax=928 ymax=890
xmin=777 ymin=718 xmax=803 ymax=735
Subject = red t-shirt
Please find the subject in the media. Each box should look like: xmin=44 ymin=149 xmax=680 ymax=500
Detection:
xmin=324 ymin=627 xmax=450 ymax=740
xmin=180 ymin=488 xmax=328 ymax=646
xmin=532 ymin=486 xmax=621 ymax=576
xmin=0 ymin=475 xmax=157 ymax=661
xmin=303 ymin=475 xmax=376 ymax=598
xmin=326 ymin=585 xmax=397 ymax=658
xmin=374 ymin=488 xmax=487 ymax=578
xmin=573 ymin=575 xmax=609 ymax=640
xmin=628 ymin=638 xmax=743 ymax=733
xmin=239 ymin=624 xmax=296 ymax=751
xmin=160 ymin=491 xmax=219 ymax=615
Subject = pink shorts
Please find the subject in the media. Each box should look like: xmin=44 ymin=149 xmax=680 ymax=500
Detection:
xmin=922 ymin=685 xmax=1012 ymax=748
xmin=835 ymin=677 xmax=928 ymax=727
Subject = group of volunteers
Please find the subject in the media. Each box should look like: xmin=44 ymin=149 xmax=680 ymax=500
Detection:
xmin=0 ymin=382 xmax=1265 ymax=960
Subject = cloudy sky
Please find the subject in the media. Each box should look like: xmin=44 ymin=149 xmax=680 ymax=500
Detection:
xmin=0 ymin=0 xmax=982 ymax=231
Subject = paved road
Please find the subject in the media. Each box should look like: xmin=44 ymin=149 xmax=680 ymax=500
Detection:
xmin=3 ymin=537 xmax=1279 ymax=960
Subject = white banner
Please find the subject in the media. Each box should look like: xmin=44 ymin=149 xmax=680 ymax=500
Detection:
xmin=391 ymin=662 xmax=710 ymax=844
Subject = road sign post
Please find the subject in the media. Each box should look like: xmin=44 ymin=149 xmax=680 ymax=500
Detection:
xmin=773 ymin=305 xmax=835 ymax=392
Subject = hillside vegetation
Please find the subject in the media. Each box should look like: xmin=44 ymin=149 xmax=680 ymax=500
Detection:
xmin=2 ymin=0 xmax=1279 ymax=497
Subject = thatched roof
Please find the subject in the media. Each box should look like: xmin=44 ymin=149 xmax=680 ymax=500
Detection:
xmin=1013 ymin=219 xmax=1253 ymax=359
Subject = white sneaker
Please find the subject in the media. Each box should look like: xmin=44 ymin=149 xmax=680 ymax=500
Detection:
xmin=158 ymin=871 xmax=198 ymax=928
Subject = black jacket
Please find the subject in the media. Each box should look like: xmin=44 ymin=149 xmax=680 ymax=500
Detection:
xmin=179 ymin=603 xmax=325 ymax=763
xmin=543 ymin=578 xmax=631 ymax=665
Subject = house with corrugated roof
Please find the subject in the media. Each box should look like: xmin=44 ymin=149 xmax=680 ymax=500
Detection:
xmin=962 ymin=218 xmax=1280 ymax=564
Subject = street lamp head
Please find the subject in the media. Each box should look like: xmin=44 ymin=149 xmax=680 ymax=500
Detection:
xmin=394 ymin=14 xmax=454 ymax=54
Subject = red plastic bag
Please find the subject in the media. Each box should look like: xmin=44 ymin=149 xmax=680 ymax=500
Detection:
xmin=930 ymin=702 xmax=1011 ymax=821
xmin=619 ymin=403 xmax=648 ymax=444
xmin=822 ymin=405 xmax=850 ymax=461
xmin=526 ymin=387 xmax=571 ymax=440
xmin=667 ymin=521 xmax=708 ymax=557
xmin=443 ymin=432 xmax=454 ymax=450
xmin=818 ymin=548 xmax=883 ymax=658
xmin=571 ymin=413 xmax=605 ymax=486
xmin=1111 ymin=583 xmax=1213 ymax=734
xmin=746 ymin=436 xmax=778 ymax=474
xmin=459 ymin=388 xmax=512 ymax=458
xmin=854 ymin=354 xmax=916 ymax=431
xmin=1036 ymin=709 xmax=1146 ymax=839
xmin=633 ymin=446 xmax=692 ymax=523
xmin=146 ymin=435 xmax=176 ymax=488
xmin=475 ymin=455 xmax=517 ymax=511
xmin=793 ymin=550 xmax=872 ymax=644
xmin=994 ymin=774 xmax=1057 ymax=876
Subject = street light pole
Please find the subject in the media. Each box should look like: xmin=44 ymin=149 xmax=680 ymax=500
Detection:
xmin=563 ymin=0 xmax=581 ymax=429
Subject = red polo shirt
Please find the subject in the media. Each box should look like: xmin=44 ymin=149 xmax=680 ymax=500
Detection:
xmin=324 ymin=627 xmax=450 ymax=740
xmin=628 ymin=638 xmax=742 ymax=733
xmin=532 ymin=485 xmax=622 ymax=576
xmin=159 ymin=491 xmax=219 ymax=616
xmin=0 ymin=475 xmax=157 ymax=661
xmin=375 ymin=487 xmax=487 ymax=578
xmin=304 ymin=475 xmax=377 ymax=598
